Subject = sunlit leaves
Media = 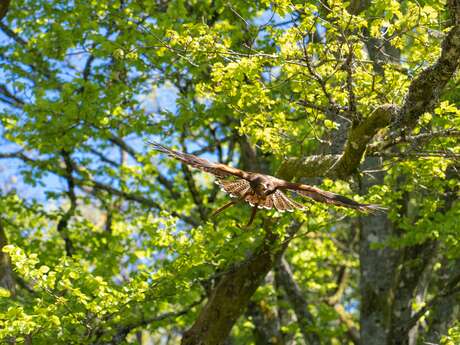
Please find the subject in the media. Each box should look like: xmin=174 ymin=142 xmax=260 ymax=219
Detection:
xmin=0 ymin=0 xmax=458 ymax=343
xmin=442 ymin=323 xmax=460 ymax=345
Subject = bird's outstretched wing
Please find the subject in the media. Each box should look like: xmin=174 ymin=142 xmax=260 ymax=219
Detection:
xmin=278 ymin=182 xmax=386 ymax=213
xmin=151 ymin=142 xmax=386 ymax=215
xmin=150 ymin=142 xmax=248 ymax=179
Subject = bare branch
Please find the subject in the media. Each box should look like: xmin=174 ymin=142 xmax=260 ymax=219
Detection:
xmin=0 ymin=150 xmax=198 ymax=226
xmin=108 ymin=135 xmax=139 ymax=161
xmin=84 ymin=146 xmax=120 ymax=167
xmin=275 ymin=256 xmax=320 ymax=345
xmin=280 ymin=13 xmax=460 ymax=181
xmin=0 ymin=22 xmax=53 ymax=79
xmin=76 ymin=177 xmax=199 ymax=227
xmin=0 ymin=83 xmax=25 ymax=108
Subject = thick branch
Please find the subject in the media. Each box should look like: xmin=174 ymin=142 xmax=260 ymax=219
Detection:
xmin=331 ymin=303 xmax=360 ymax=345
xmin=181 ymin=222 xmax=301 ymax=345
xmin=327 ymin=266 xmax=350 ymax=305
xmin=396 ymin=24 xmax=460 ymax=130
xmin=279 ymin=18 xmax=460 ymax=181
xmin=279 ymin=104 xmax=399 ymax=180
xmin=277 ymin=154 xmax=340 ymax=180
xmin=332 ymin=104 xmax=399 ymax=179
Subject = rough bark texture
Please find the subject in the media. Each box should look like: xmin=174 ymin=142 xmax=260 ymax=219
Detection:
xmin=181 ymin=223 xmax=298 ymax=345
xmin=181 ymin=252 xmax=273 ymax=344
xmin=359 ymin=158 xmax=398 ymax=345
xmin=333 ymin=104 xmax=399 ymax=179
xmin=396 ymin=24 xmax=460 ymax=130
xmin=246 ymin=273 xmax=285 ymax=345
xmin=388 ymin=241 xmax=438 ymax=345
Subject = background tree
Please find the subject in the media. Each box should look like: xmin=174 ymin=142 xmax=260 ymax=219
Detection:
xmin=0 ymin=0 xmax=459 ymax=344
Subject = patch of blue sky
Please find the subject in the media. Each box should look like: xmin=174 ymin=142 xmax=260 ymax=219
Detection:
xmin=0 ymin=26 xmax=13 ymax=45
xmin=44 ymin=88 xmax=60 ymax=101
xmin=253 ymin=7 xmax=299 ymax=29
xmin=0 ymin=155 xmax=64 ymax=202
xmin=138 ymin=82 xmax=179 ymax=116
xmin=262 ymin=65 xmax=281 ymax=83
xmin=345 ymin=298 xmax=359 ymax=313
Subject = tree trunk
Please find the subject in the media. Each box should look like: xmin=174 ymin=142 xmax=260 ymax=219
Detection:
xmin=181 ymin=222 xmax=300 ymax=345
xmin=359 ymin=158 xmax=397 ymax=345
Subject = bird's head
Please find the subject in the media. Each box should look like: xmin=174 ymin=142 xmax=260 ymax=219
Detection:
xmin=251 ymin=175 xmax=276 ymax=196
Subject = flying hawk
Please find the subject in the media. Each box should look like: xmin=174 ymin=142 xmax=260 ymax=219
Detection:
xmin=151 ymin=142 xmax=385 ymax=226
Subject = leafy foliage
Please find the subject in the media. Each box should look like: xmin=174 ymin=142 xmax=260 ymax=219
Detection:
xmin=0 ymin=0 xmax=459 ymax=344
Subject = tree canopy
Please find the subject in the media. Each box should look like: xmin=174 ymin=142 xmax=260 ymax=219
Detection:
xmin=0 ymin=0 xmax=459 ymax=344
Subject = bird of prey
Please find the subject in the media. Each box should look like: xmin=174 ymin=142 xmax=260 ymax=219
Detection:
xmin=151 ymin=142 xmax=385 ymax=226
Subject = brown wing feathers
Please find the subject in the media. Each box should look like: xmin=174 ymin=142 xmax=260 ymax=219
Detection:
xmin=150 ymin=142 xmax=246 ymax=179
xmin=151 ymin=142 xmax=385 ymax=214
xmin=215 ymin=179 xmax=251 ymax=198
xmin=261 ymin=195 xmax=273 ymax=209
xmin=274 ymin=191 xmax=305 ymax=212
xmin=284 ymin=183 xmax=385 ymax=213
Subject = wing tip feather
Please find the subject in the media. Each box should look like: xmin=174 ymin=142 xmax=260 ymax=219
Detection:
xmin=359 ymin=204 xmax=388 ymax=214
xmin=148 ymin=141 xmax=173 ymax=155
